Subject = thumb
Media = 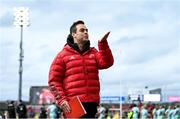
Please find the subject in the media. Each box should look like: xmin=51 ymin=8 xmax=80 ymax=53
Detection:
xmin=99 ymin=31 xmax=110 ymax=42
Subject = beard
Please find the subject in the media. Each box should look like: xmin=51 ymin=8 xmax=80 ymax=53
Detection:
xmin=81 ymin=39 xmax=89 ymax=45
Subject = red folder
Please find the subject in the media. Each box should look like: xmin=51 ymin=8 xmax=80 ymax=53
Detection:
xmin=64 ymin=96 xmax=86 ymax=118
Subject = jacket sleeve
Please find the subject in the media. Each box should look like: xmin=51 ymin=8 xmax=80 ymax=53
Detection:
xmin=96 ymin=39 xmax=114 ymax=69
xmin=48 ymin=53 xmax=66 ymax=106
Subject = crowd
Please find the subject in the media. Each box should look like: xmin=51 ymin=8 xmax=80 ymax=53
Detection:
xmin=1 ymin=100 xmax=28 ymax=119
xmin=125 ymin=103 xmax=180 ymax=119
xmin=0 ymin=100 xmax=62 ymax=119
xmin=1 ymin=100 xmax=120 ymax=119
xmin=96 ymin=103 xmax=180 ymax=119
xmin=1 ymin=100 xmax=180 ymax=119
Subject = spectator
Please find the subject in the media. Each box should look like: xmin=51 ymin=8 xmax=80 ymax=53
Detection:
xmin=7 ymin=101 xmax=16 ymax=118
xmin=3 ymin=110 xmax=8 ymax=119
xmin=157 ymin=105 xmax=165 ymax=119
xmin=152 ymin=105 xmax=158 ymax=119
xmin=98 ymin=104 xmax=106 ymax=119
xmin=27 ymin=106 xmax=35 ymax=118
xmin=132 ymin=104 xmax=139 ymax=119
xmin=128 ymin=105 xmax=133 ymax=119
xmin=39 ymin=106 xmax=47 ymax=119
xmin=141 ymin=104 xmax=149 ymax=119
xmin=16 ymin=100 xmax=27 ymax=118
xmin=47 ymin=102 xmax=61 ymax=119
xmin=174 ymin=105 xmax=180 ymax=119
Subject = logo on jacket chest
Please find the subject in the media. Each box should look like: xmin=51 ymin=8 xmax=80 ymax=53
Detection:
xmin=88 ymin=54 xmax=95 ymax=59
xmin=70 ymin=56 xmax=75 ymax=60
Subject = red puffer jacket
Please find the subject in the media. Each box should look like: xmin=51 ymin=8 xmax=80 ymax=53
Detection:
xmin=48 ymin=40 xmax=113 ymax=106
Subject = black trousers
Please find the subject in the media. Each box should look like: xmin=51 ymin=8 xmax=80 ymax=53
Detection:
xmin=80 ymin=102 xmax=98 ymax=118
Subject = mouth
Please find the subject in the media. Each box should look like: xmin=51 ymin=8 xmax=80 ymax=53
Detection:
xmin=84 ymin=35 xmax=88 ymax=39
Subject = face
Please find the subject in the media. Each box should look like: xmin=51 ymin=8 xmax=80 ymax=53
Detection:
xmin=72 ymin=24 xmax=89 ymax=44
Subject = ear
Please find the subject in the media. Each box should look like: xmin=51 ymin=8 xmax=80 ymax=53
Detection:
xmin=72 ymin=32 xmax=76 ymax=38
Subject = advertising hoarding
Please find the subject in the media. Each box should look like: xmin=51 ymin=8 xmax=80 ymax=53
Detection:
xmin=168 ymin=96 xmax=180 ymax=102
xmin=29 ymin=86 xmax=55 ymax=105
xmin=143 ymin=94 xmax=161 ymax=102
xmin=100 ymin=96 xmax=125 ymax=104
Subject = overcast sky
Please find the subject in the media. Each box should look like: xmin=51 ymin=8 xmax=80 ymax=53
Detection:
xmin=0 ymin=0 xmax=180 ymax=101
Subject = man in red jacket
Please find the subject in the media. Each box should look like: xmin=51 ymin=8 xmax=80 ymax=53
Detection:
xmin=48 ymin=20 xmax=114 ymax=118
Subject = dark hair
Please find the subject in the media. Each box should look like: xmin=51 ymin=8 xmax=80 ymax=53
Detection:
xmin=70 ymin=20 xmax=84 ymax=34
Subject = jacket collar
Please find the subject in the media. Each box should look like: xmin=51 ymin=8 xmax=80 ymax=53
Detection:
xmin=66 ymin=34 xmax=90 ymax=54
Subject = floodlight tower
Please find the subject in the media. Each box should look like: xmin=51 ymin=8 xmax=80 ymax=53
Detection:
xmin=13 ymin=7 xmax=30 ymax=101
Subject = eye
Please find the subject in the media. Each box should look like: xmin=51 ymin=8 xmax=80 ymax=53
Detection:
xmin=79 ymin=28 xmax=88 ymax=32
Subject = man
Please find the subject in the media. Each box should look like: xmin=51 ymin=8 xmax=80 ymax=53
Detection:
xmin=132 ymin=104 xmax=139 ymax=119
xmin=47 ymin=102 xmax=61 ymax=119
xmin=48 ymin=20 xmax=114 ymax=118
xmin=141 ymin=105 xmax=149 ymax=119
xmin=157 ymin=105 xmax=165 ymax=119
xmin=98 ymin=104 xmax=106 ymax=119
xmin=39 ymin=105 xmax=47 ymax=119
xmin=16 ymin=100 xmax=27 ymax=119
xmin=152 ymin=105 xmax=158 ymax=119
xmin=7 ymin=101 xmax=16 ymax=118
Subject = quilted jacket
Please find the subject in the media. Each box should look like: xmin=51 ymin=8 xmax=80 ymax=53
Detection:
xmin=48 ymin=39 xmax=114 ymax=106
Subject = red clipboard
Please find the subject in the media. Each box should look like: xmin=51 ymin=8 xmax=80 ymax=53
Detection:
xmin=64 ymin=96 xmax=86 ymax=118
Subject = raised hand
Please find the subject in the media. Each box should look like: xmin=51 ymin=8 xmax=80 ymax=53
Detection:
xmin=99 ymin=31 xmax=110 ymax=42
